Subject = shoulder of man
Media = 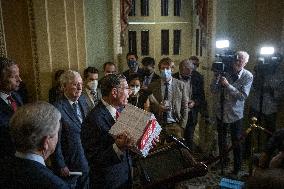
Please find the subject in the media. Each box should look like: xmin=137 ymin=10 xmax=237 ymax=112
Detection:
xmin=242 ymin=69 xmax=254 ymax=80
xmin=11 ymin=91 xmax=23 ymax=105
xmin=172 ymin=72 xmax=179 ymax=79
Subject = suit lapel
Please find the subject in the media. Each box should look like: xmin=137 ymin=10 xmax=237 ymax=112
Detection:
xmin=78 ymin=96 xmax=88 ymax=118
xmin=153 ymin=79 xmax=162 ymax=103
xmin=61 ymin=97 xmax=82 ymax=127
xmin=0 ymin=98 xmax=13 ymax=113
xmin=97 ymin=101 xmax=115 ymax=130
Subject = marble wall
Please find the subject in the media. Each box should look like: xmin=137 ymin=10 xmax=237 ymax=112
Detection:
xmin=0 ymin=0 xmax=86 ymax=101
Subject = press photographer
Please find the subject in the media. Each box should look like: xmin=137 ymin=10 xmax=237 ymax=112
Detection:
xmin=210 ymin=51 xmax=253 ymax=175
xmin=249 ymin=51 xmax=284 ymax=144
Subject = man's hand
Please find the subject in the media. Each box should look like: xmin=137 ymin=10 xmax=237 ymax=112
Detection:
xmin=220 ymin=76 xmax=229 ymax=87
xmin=188 ymin=100 xmax=195 ymax=108
xmin=114 ymin=131 xmax=135 ymax=151
xmin=151 ymin=136 xmax=159 ymax=147
xmin=60 ymin=166 xmax=70 ymax=177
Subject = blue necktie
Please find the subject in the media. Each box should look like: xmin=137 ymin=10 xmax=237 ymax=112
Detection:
xmin=73 ymin=102 xmax=83 ymax=123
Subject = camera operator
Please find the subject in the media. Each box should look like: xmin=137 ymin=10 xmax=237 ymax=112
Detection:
xmin=249 ymin=54 xmax=284 ymax=143
xmin=210 ymin=51 xmax=253 ymax=175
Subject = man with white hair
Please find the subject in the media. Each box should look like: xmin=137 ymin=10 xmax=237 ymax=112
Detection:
xmin=53 ymin=70 xmax=89 ymax=188
xmin=210 ymin=51 xmax=253 ymax=175
xmin=173 ymin=58 xmax=207 ymax=149
xmin=0 ymin=102 xmax=69 ymax=188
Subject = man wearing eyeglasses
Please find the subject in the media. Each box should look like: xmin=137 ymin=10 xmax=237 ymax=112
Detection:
xmin=81 ymin=74 xmax=135 ymax=189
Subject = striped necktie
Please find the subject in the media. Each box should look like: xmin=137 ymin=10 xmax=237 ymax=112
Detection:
xmin=7 ymin=95 xmax=17 ymax=112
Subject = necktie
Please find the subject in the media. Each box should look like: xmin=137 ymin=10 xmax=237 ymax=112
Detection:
xmin=7 ymin=95 xmax=17 ymax=111
xmin=163 ymin=82 xmax=169 ymax=124
xmin=115 ymin=110 xmax=120 ymax=121
xmin=144 ymin=76 xmax=150 ymax=86
xmin=72 ymin=102 xmax=83 ymax=123
xmin=164 ymin=82 xmax=169 ymax=100
xmin=91 ymin=91 xmax=98 ymax=102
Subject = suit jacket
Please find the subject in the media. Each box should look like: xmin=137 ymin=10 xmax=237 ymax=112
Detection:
xmin=0 ymin=156 xmax=69 ymax=189
xmin=81 ymin=88 xmax=102 ymax=113
xmin=0 ymin=92 xmax=23 ymax=158
xmin=173 ymin=70 xmax=206 ymax=113
xmin=148 ymin=78 xmax=188 ymax=128
xmin=81 ymin=101 xmax=132 ymax=189
xmin=53 ymin=95 xmax=89 ymax=174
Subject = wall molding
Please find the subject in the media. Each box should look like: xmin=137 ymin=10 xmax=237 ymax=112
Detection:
xmin=0 ymin=0 xmax=7 ymax=57
xmin=27 ymin=0 xmax=41 ymax=100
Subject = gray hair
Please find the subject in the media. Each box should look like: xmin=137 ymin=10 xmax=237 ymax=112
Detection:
xmin=10 ymin=101 xmax=61 ymax=153
xmin=59 ymin=70 xmax=81 ymax=87
xmin=179 ymin=59 xmax=195 ymax=70
xmin=236 ymin=51 xmax=249 ymax=64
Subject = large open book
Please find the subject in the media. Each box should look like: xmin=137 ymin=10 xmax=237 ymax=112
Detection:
xmin=109 ymin=104 xmax=162 ymax=157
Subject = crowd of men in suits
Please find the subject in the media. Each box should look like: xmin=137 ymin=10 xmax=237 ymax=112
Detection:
xmin=0 ymin=50 xmax=256 ymax=188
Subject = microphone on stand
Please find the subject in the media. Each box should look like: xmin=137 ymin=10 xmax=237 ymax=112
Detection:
xmin=162 ymin=130 xmax=192 ymax=153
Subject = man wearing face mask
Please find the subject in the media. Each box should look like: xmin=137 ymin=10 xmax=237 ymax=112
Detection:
xmin=82 ymin=67 xmax=102 ymax=113
xmin=141 ymin=57 xmax=160 ymax=89
xmin=123 ymin=52 xmax=143 ymax=82
xmin=148 ymin=57 xmax=188 ymax=140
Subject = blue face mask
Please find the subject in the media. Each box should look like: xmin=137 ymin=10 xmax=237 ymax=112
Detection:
xmin=128 ymin=60 xmax=138 ymax=70
xmin=161 ymin=69 xmax=172 ymax=79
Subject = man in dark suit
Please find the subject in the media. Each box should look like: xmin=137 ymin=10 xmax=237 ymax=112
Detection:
xmin=172 ymin=57 xmax=207 ymax=148
xmin=0 ymin=102 xmax=70 ymax=189
xmin=123 ymin=52 xmax=143 ymax=82
xmin=82 ymin=67 xmax=101 ymax=113
xmin=53 ymin=70 xmax=89 ymax=189
xmin=0 ymin=57 xmax=23 ymax=158
xmin=148 ymin=57 xmax=188 ymax=139
xmin=81 ymin=74 xmax=135 ymax=189
xmin=140 ymin=56 xmax=160 ymax=89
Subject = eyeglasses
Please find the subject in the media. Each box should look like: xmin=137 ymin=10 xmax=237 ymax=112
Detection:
xmin=117 ymin=87 xmax=130 ymax=91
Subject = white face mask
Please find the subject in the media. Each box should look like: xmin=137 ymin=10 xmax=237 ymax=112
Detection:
xmin=131 ymin=86 xmax=140 ymax=95
xmin=87 ymin=80 xmax=98 ymax=91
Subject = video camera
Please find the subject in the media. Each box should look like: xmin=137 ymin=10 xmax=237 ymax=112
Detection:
xmin=211 ymin=50 xmax=237 ymax=74
xmin=256 ymin=53 xmax=283 ymax=74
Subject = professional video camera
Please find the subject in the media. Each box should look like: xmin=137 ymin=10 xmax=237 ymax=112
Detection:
xmin=211 ymin=50 xmax=237 ymax=74
xmin=257 ymin=53 xmax=283 ymax=74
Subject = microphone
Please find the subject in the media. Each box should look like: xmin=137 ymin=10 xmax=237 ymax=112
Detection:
xmin=162 ymin=130 xmax=192 ymax=152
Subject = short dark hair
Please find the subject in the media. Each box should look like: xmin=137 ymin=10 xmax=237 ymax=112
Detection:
xmin=141 ymin=57 xmax=155 ymax=66
xmin=128 ymin=73 xmax=142 ymax=83
xmin=189 ymin=56 xmax=199 ymax=62
xmin=126 ymin=52 xmax=138 ymax=60
xmin=100 ymin=74 xmax=126 ymax=97
xmin=54 ymin=69 xmax=65 ymax=81
xmin=103 ymin=62 xmax=116 ymax=71
xmin=0 ymin=57 xmax=17 ymax=80
xmin=158 ymin=57 xmax=174 ymax=70
xmin=83 ymin=66 xmax=99 ymax=79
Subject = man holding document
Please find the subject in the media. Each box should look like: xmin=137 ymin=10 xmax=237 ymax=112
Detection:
xmin=81 ymin=74 xmax=135 ymax=189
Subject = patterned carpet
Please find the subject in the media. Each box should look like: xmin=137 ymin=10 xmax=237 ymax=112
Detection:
xmin=175 ymin=161 xmax=250 ymax=189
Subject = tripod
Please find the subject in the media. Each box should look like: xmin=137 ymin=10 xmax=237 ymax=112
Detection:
xmin=219 ymin=85 xmax=226 ymax=175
